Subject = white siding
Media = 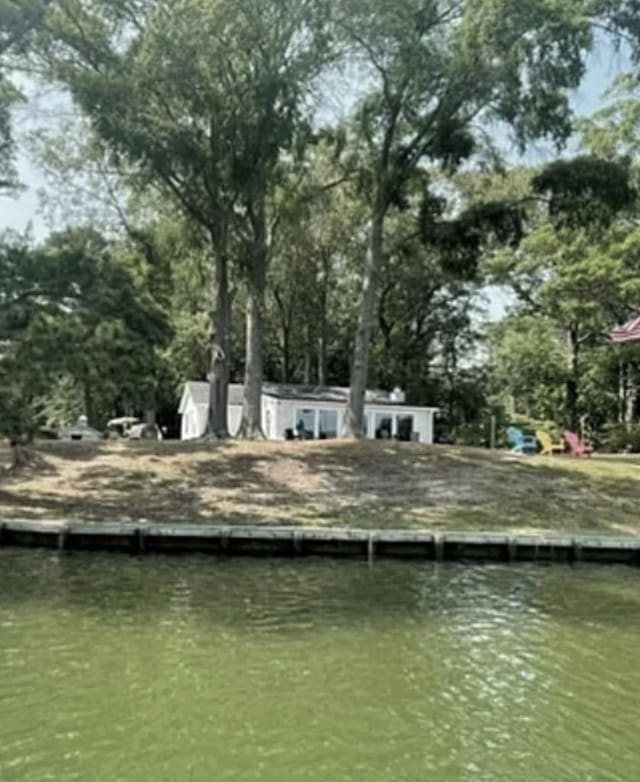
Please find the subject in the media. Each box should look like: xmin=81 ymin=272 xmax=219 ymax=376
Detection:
xmin=228 ymin=405 xmax=242 ymax=437
xmin=196 ymin=405 xmax=208 ymax=437
xmin=272 ymin=398 xmax=290 ymax=440
xmin=181 ymin=383 xmax=437 ymax=443
xmin=413 ymin=411 xmax=430 ymax=444
xmin=180 ymin=398 xmax=209 ymax=440
xmin=181 ymin=398 xmax=203 ymax=440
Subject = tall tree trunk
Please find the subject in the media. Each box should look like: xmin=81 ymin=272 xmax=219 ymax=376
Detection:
xmin=237 ymin=280 xmax=265 ymax=438
xmin=303 ymin=323 xmax=312 ymax=384
xmin=618 ymin=359 xmax=626 ymax=425
xmin=317 ymin=251 xmax=329 ymax=386
xmin=273 ymin=289 xmax=291 ymax=383
xmin=626 ymin=365 xmax=636 ymax=426
xmin=207 ymin=252 xmax=231 ymax=438
xmin=238 ymin=201 xmax=267 ymax=440
xmin=317 ymin=336 xmax=327 ymax=386
xmin=282 ymin=324 xmax=291 ymax=383
xmin=566 ymin=325 xmax=580 ymax=432
xmin=9 ymin=435 xmax=34 ymax=471
xmin=344 ymin=207 xmax=385 ymax=437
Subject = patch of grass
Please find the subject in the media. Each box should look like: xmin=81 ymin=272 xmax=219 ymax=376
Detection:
xmin=1 ymin=439 xmax=639 ymax=535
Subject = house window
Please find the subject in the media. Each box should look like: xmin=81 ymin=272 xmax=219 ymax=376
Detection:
xmin=374 ymin=413 xmax=393 ymax=439
xmin=295 ymin=409 xmax=315 ymax=439
xmin=318 ymin=410 xmax=338 ymax=439
xmin=396 ymin=414 xmax=414 ymax=441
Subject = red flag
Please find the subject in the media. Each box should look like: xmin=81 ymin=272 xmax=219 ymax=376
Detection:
xmin=610 ymin=316 xmax=640 ymax=344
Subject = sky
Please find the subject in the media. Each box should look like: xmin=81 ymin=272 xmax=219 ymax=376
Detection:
xmin=0 ymin=37 xmax=631 ymax=321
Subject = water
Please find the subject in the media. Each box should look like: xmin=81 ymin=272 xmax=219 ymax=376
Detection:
xmin=0 ymin=550 xmax=639 ymax=781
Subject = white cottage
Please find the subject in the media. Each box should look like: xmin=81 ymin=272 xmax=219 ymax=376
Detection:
xmin=179 ymin=382 xmax=438 ymax=443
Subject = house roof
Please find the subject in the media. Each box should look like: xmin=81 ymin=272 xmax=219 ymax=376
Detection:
xmin=261 ymin=383 xmax=400 ymax=405
xmin=182 ymin=381 xmax=437 ymax=410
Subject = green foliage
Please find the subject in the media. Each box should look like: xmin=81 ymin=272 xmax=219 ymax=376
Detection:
xmin=600 ymin=424 xmax=640 ymax=453
xmin=485 ymin=153 xmax=640 ymax=431
xmin=36 ymin=375 xmax=84 ymax=433
xmin=4 ymin=0 xmax=640 ymax=445
xmin=422 ymin=199 xmax=526 ymax=280
xmin=265 ymin=151 xmax=365 ymax=384
xmin=454 ymin=422 xmax=491 ymax=447
xmin=532 ymin=156 xmax=636 ymax=228
xmin=372 ymin=216 xmax=481 ymax=404
xmin=0 ymin=235 xmax=50 ymax=442
xmin=488 ymin=315 xmax=568 ymax=422
xmin=0 ymin=227 xmax=171 ymax=441
xmin=0 ymin=0 xmax=49 ymax=191
xmin=578 ymin=74 xmax=640 ymax=160
xmin=0 ymin=73 xmax=19 ymax=190
xmin=454 ymin=412 xmax=558 ymax=449
xmin=38 ymin=0 xmax=330 ymax=242
xmin=507 ymin=413 xmax=560 ymax=439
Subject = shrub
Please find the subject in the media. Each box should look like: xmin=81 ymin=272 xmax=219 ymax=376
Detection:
xmin=599 ymin=424 xmax=640 ymax=453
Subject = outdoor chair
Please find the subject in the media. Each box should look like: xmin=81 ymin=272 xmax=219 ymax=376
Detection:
xmin=563 ymin=431 xmax=594 ymax=458
xmin=535 ymin=430 xmax=564 ymax=456
xmin=505 ymin=426 xmax=539 ymax=454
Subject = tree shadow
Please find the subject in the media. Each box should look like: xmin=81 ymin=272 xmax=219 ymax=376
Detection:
xmin=1 ymin=440 xmax=639 ymax=533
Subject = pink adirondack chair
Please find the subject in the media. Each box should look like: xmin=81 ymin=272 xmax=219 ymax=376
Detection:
xmin=563 ymin=431 xmax=594 ymax=458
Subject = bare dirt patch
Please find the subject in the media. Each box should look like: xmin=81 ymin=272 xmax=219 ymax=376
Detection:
xmin=1 ymin=439 xmax=639 ymax=534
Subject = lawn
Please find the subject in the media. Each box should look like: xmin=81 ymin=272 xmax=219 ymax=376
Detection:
xmin=1 ymin=439 xmax=639 ymax=535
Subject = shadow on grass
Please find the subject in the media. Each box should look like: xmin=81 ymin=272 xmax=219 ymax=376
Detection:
xmin=1 ymin=440 xmax=639 ymax=533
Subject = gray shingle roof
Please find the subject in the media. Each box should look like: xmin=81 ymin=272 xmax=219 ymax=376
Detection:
xmin=183 ymin=381 xmax=422 ymax=407
xmin=261 ymin=384 xmax=394 ymax=404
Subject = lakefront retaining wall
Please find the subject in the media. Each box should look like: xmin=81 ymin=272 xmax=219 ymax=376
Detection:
xmin=1 ymin=519 xmax=639 ymax=565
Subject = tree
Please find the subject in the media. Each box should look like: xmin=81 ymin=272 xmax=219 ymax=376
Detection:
xmin=488 ymin=315 xmax=568 ymax=422
xmin=489 ymin=210 xmax=640 ymax=430
xmin=265 ymin=149 xmax=365 ymax=386
xmin=221 ymin=0 xmax=332 ymax=437
xmin=367 ymin=208 xmax=478 ymax=401
xmin=0 ymin=0 xmax=51 ymax=191
xmin=0 ymin=234 xmax=46 ymax=466
xmin=0 ymin=227 xmax=170 ymax=466
xmin=336 ymin=0 xmax=640 ymax=436
xmin=36 ymin=228 xmax=170 ymax=424
xmin=33 ymin=0 xmax=238 ymax=437
xmin=34 ymin=0 xmax=332 ymax=439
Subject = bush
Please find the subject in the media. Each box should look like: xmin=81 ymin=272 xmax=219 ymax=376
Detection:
xmin=599 ymin=424 xmax=640 ymax=453
xmin=456 ymin=422 xmax=490 ymax=447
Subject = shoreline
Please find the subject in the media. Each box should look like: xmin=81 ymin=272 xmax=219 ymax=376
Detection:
xmin=2 ymin=519 xmax=639 ymax=566
xmin=2 ymin=440 xmax=640 ymax=538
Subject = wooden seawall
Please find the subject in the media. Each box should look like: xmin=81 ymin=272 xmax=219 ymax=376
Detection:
xmin=1 ymin=520 xmax=639 ymax=565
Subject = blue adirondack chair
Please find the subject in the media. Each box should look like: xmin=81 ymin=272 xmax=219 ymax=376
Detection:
xmin=505 ymin=426 xmax=539 ymax=454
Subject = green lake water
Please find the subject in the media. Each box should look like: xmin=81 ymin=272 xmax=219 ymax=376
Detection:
xmin=1 ymin=549 xmax=639 ymax=781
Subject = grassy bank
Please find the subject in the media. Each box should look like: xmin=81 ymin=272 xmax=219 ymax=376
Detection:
xmin=1 ymin=440 xmax=639 ymax=535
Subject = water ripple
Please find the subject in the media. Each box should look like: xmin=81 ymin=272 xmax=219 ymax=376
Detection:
xmin=0 ymin=550 xmax=639 ymax=781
